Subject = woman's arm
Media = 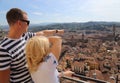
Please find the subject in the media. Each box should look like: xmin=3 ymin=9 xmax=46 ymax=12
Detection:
xmin=48 ymin=36 xmax=62 ymax=60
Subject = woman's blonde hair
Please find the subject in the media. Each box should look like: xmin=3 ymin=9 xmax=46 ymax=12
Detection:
xmin=25 ymin=36 xmax=50 ymax=73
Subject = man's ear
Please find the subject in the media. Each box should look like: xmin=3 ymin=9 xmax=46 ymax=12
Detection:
xmin=17 ymin=20 xmax=22 ymax=26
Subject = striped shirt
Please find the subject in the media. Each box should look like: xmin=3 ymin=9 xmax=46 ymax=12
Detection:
xmin=0 ymin=32 xmax=35 ymax=83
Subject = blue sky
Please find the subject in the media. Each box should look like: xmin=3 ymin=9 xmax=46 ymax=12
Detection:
xmin=0 ymin=0 xmax=120 ymax=25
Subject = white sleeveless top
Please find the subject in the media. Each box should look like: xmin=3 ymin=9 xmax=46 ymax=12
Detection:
xmin=31 ymin=53 xmax=59 ymax=83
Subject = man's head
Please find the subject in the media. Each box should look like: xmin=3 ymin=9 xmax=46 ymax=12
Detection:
xmin=6 ymin=8 xmax=30 ymax=34
xmin=6 ymin=8 xmax=29 ymax=26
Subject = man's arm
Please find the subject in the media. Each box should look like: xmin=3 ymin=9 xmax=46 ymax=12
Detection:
xmin=0 ymin=69 xmax=10 ymax=83
xmin=0 ymin=47 xmax=11 ymax=83
xmin=35 ymin=29 xmax=64 ymax=36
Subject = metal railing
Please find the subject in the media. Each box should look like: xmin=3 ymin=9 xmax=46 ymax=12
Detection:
xmin=60 ymin=75 xmax=89 ymax=83
xmin=72 ymin=73 xmax=110 ymax=83
xmin=60 ymin=73 xmax=110 ymax=83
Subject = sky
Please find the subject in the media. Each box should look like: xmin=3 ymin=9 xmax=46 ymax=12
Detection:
xmin=0 ymin=0 xmax=120 ymax=25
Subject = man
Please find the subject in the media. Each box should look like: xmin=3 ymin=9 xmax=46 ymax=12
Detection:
xmin=0 ymin=8 xmax=64 ymax=83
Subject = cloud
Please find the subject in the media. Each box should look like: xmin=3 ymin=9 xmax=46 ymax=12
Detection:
xmin=32 ymin=12 xmax=43 ymax=16
xmin=30 ymin=4 xmax=40 ymax=10
xmin=86 ymin=0 xmax=120 ymax=14
xmin=80 ymin=0 xmax=120 ymax=21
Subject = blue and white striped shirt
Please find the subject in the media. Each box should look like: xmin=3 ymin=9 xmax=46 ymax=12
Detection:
xmin=0 ymin=32 xmax=35 ymax=83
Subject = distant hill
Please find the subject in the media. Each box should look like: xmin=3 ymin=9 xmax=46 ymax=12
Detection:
xmin=1 ymin=21 xmax=120 ymax=32
xmin=29 ymin=21 xmax=120 ymax=32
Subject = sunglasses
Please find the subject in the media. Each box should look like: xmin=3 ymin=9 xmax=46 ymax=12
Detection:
xmin=20 ymin=19 xmax=30 ymax=25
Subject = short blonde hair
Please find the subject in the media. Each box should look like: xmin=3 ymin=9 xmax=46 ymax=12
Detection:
xmin=25 ymin=36 xmax=50 ymax=72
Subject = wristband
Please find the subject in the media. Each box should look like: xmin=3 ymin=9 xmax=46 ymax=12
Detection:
xmin=56 ymin=30 xmax=58 ymax=33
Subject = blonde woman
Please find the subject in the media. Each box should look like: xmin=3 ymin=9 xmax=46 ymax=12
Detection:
xmin=25 ymin=36 xmax=62 ymax=83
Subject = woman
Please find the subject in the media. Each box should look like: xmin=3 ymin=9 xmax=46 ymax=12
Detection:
xmin=25 ymin=36 xmax=62 ymax=83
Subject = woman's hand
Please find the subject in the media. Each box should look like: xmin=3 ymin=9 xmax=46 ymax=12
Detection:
xmin=59 ymin=70 xmax=74 ymax=77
